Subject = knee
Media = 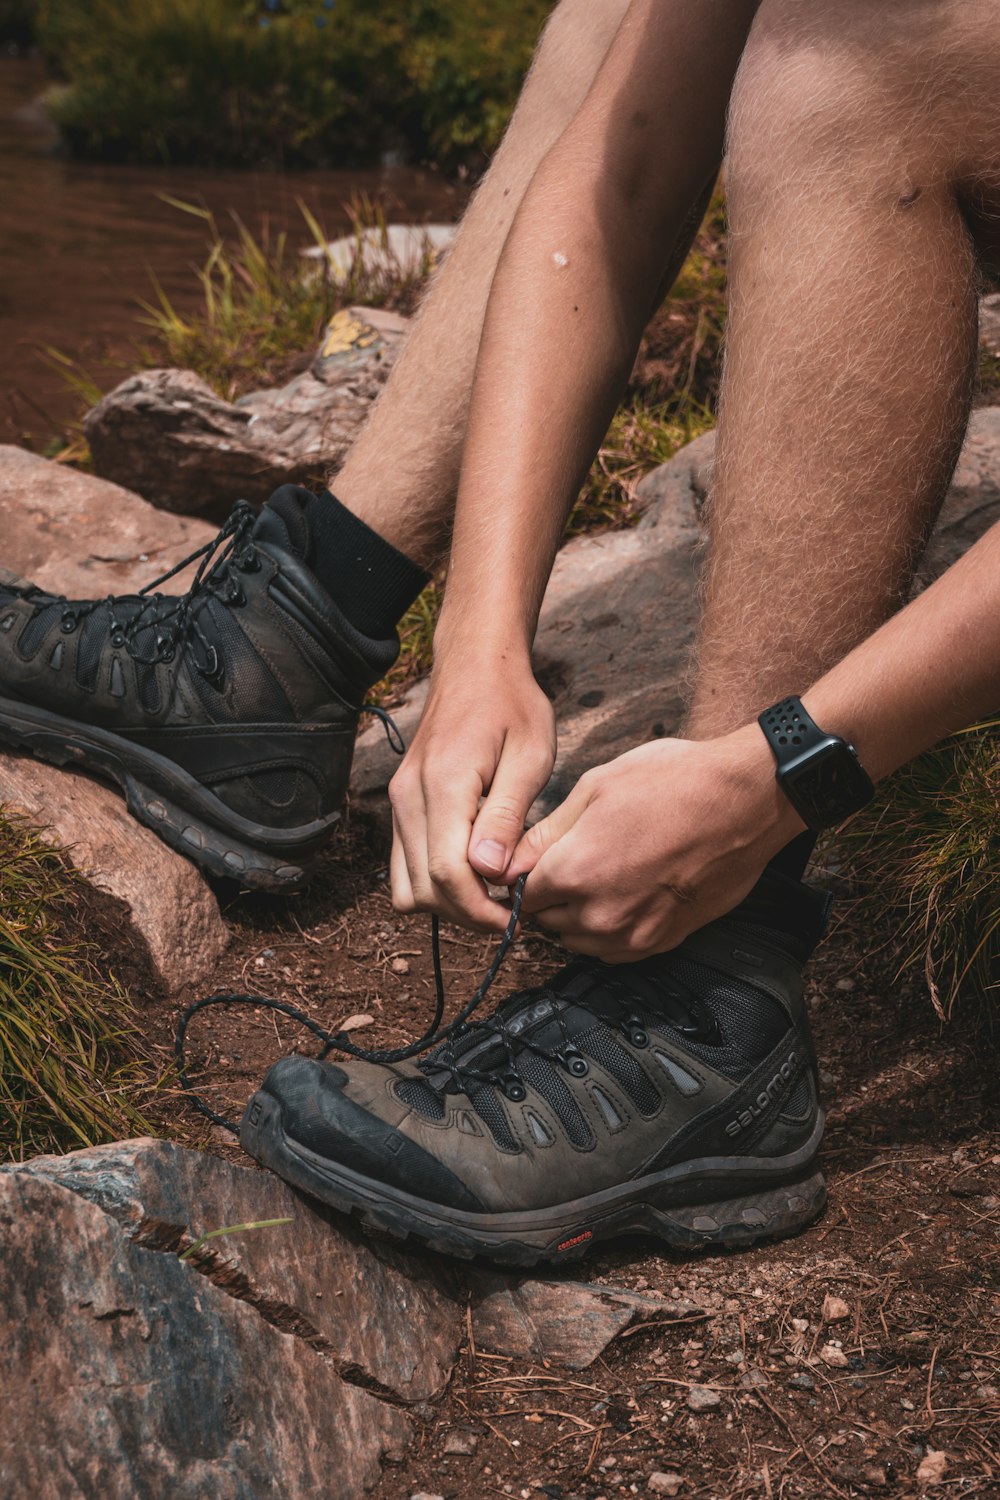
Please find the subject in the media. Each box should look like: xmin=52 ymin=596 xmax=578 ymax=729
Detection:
xmin=726 ymin=16 xmax=892 ymax=215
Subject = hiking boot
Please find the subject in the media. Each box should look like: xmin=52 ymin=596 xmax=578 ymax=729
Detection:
xmin=241 ymin=868 xmax=830 ymax=1265
xmin=0 ymin=487 xmax=398 ymax=888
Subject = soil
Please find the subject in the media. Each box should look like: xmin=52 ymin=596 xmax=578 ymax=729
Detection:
xmin=137 ymin=807 xmax=999 ymax=1500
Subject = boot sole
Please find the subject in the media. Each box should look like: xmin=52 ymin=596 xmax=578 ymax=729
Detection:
xmin=0 ymin=696 xmax=340 ymax=890
xmin=241 ymin=1090 xmax=827 ymax=1267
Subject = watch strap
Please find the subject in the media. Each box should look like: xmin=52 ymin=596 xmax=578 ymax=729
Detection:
xmin=757 ymin=697 xmax=827 ymax=760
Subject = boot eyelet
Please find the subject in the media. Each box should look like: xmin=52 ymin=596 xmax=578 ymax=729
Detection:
xmin=110 ymin=630 xmax=125 ymax=648
xmin=503 ymin=1076 xmax=527 ymax=1103
xmin=629 ymin=1028 xmax=649 ymax=1049
xmin=60 ymin=614 xmax=77 ymax=634
xmin=565 ymin=1054 xmax=589 ymax=1078
xmin=239 ymin=551 xmax=261 ymax=573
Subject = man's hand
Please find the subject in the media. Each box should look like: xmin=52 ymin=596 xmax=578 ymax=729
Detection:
xmin=388 ymin=657 xmax=556 ymax=931
xmin=508 ymin=726 xmax=805 ymax=961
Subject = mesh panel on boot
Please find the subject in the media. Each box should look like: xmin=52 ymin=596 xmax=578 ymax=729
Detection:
xmin=468 ymin=1085 xmax=519 ymax=1150
xmin=652 ymin=958 xmax=789 ymax=1079
xmin=577 ymin=1023 xmax=661 ymax=1115
xmin=781 ymin=1075 xmax=813 ymax=1118
xmin=396 ymin=1077 xmax=446 ymax=1120
xmin=17 ymin=602 xmax=61 ymax=660
xmin=75 ymin=609 xmax=108 ymax=692
xmin=517 ymin=1053 xmax=593 ymax=1149
xmin=251 ymin=769 xmax=300 ymax=806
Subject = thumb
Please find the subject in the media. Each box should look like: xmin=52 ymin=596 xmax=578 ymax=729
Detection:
xmin=506 ymin=773 xmax=597 ymax=879
xmin=468 ymin=746 xmax=550 ymax=881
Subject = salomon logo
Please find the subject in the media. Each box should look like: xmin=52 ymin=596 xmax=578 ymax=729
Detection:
xmin=725 ymin=1052 xmax=798 ymax=1138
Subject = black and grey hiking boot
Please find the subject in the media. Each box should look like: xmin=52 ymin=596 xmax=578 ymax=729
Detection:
xmin=0 ymin=487 xmax=398 ymax=887
xmin=241 ymin=868 xmax=831 ymax=1265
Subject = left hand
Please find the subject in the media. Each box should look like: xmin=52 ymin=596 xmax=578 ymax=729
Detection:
xmin=507 ymin=726 xmax=806 ymax=962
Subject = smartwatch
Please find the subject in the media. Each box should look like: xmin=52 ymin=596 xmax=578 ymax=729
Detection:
xmin=758 ymin=696 xmax=875 ymax=830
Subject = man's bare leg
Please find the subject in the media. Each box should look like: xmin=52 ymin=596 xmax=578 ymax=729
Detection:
xmin=332 ymin=0 xmax=631 ymax=568
xmin=687 ymin=0 xmax=994 ymax=741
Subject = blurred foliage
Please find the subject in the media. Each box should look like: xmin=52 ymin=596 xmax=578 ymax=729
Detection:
xmin=34 ymin=0 xmax=551 ymax=168
xmin=836 ymin=719 xmax=1000 ymax=1017
xmin=0 ymin=814 xmax=157 ymax=1160
xmin=0 ymin=0 xmax=36 ymax=45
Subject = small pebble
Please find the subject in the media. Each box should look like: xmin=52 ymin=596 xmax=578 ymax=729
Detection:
xmin=686 ymin=1385 xmax=722 ymax=1412
xmin=823 ymin=1294 xmax=851 ymax=1323
xmin=391 ymin=956 xmax=410 ymax=975
xmin=790 ymin=1373 xmax=814 ymax=1390
xmin=648 ymin=1475 xmax=684 ymax=1496
xmin=820 ymin=1344 xmax=849 ymax=1368
xmin=835 ymin=977 xmax=855 ymax=992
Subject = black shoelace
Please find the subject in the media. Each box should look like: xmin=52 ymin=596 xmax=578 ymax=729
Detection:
xmin=175 ymin=874 xmax=529 ymax=1134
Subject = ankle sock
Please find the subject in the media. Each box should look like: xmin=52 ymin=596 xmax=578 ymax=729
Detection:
xmin=767 ymin=830 xmax=817 ymax=884
xmin=304 ymin=488 xmax=430 ymax=639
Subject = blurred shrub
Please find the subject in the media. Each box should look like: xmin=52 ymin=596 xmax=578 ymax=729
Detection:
xmin=837 ymin=719 xmax=999 ymax=1017
xmin=0 ymin=0 xmax=37 ymax=45
xmin=36 ymin=0 xmax=550 ymax=168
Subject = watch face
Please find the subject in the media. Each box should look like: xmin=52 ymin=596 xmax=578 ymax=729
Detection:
xmin=785 ymin=741 xmax=875 ymax=827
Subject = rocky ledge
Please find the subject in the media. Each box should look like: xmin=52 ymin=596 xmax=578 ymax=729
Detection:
xmin=0 ymin=1138 xmax=700 ymax=1499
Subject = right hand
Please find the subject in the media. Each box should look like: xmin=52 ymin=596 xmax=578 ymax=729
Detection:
xmin=388 ymin=656 xmax=556 ymax=931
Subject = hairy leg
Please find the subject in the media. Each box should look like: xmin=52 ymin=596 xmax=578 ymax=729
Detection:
xmin=687 ymin=0 xmax=1000 ymax=738
xmin=332 ymin=0 xmax=631 ymax=568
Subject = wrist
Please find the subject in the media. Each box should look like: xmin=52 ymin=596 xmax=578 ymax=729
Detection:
xmin=432 ymin=607 xmax=534 ymax=677
xmin=717 ymin=722 xmax=809 ymax=850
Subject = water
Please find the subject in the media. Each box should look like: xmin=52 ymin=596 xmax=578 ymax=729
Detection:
xmin=0 ymin=56 xmax=464 ymax=448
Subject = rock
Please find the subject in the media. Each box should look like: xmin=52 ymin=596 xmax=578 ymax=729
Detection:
xmin=10 ymin=1138 xmax=462 ymax=1404
xmin=441 ymin=1427 xmax=479 ymax=1456
xmin=471 ymin=1277 xmax=703 ymax=1371
xmin=686 ymin=1385 xmax=722 ymax=1412
xmin=915 ymin=1449 xmax=948 ymax=1488
xmin=790 ymin=1372 xmax=815 ymax=1390
xmin=0 ymin=756 xmax=228 ymax=992
xmin=739 ymin=1367 xmax=769 ymax=1390
xmin=915 ymin=406 xmax=1000 ymax=583
xmin=84 ymin=307 xmax=411 ymax=517
xmin=302 ymin=222 xmax=455 ymax=282
xmin=648 ymin=1475 xmax=684 ymax=1496
xmin=0 ymin=442 xmax=214 ymax=597
xmin=819 ymin=1343 xmax=849 ymax=1368
xmin=0 ymin=1163 xmax=410 ymax=1500
xmin=823 ymin=1293 xmax=851 ymax=1324
xmin=981 ymin=293 xmax=1000 ymax=357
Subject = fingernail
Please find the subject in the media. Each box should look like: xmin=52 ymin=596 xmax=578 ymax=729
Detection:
xmin=474 ymin=838 xmax=508 ymax=869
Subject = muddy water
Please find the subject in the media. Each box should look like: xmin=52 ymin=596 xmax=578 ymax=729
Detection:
xmin=0 ymin=56 xmax=464 ymax=447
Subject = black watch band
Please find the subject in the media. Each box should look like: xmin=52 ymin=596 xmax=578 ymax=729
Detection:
xmin=758 ymin=697 xmax=830 ymax=762
xmin=758 ymin=696 xmax=875 ymax=831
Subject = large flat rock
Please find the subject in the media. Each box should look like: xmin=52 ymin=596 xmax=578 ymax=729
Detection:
xmin=0 ymin=443 xmax=214 ymax=597
xmin=0 ymin=1138 xmax=690 ymax=1495
xmin=0 ymin=755 xmax=228 ymax=992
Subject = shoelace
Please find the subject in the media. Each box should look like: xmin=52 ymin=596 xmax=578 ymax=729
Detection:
xmin=13 ymin=498 xmax=406 ymax=752
xmin=51 ymin=500 xmax=259 ymax=679
xmin=175 ymin=874 xmax=528 ymax=1134
xmin=175 ymin=871 xmax=716 ymax=1135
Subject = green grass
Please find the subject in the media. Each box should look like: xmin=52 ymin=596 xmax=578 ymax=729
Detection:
xmin=835 ymin=719 xmax=1000 ymax=1016
xmin=0 ymin=813 xmax=158 ymax=1160
xmin=35 ymin=0 xmax=550 ymax=169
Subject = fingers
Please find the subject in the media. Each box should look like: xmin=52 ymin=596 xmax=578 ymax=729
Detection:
xmin=389 ymin=755 xmax=510 ymax=933
xmin=468 ymin=737 xmax=555 ymax=881
xmin=507 ymin=770 xmax=599 ymax=883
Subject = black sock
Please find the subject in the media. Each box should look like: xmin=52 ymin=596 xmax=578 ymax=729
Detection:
xmin=767 ymin=830 xmax=817 ymax=884
xmin=305 ymin=489 xmax=430 ymax=639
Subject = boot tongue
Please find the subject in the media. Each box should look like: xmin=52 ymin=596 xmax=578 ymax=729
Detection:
xmin=253 ymin=484 xmax=317 ymax=561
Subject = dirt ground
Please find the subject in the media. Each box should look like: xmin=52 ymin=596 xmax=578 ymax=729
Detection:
xmin=140 ymin=809 xmax=999 ymax=1500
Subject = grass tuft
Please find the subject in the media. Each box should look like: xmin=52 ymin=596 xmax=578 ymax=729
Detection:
xmin=0 ymin=813 xmax=158 ymax=1161
xmin=835 ymin=718 xmax=1000 ymax=1017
